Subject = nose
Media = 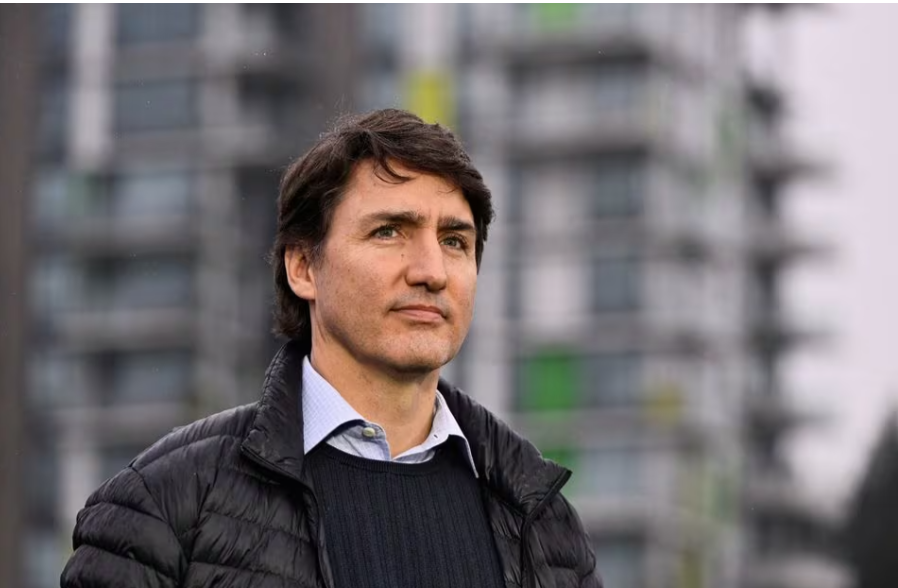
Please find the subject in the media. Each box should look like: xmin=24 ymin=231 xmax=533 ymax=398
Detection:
xmin=405 ymin=234 xmax=448 ymax=292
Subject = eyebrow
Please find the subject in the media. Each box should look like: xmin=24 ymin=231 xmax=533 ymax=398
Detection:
xmin=360 ymin=210 xmax=477 ymax=235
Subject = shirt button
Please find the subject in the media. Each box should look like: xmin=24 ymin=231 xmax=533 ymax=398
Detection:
xmin=362 ymin=426 xmax=377 ymax=439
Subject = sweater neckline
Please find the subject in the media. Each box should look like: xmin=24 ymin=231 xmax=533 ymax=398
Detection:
xmin=309 ymin=440 xmax=461 ymax=477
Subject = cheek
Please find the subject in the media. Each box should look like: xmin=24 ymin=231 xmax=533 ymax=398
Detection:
xmin=329 ymin=249 xmax=392 ymax=300
xmin=453 ymin=270 xmax=478 ymax=317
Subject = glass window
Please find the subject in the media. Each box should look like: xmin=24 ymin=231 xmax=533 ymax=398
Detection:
xmin=582 ymin=354 xmax=642 ymax=407
xmin=239 ymin=76 xmax=306 ymax=131
xmin=505 ymin=261 xmax=522 ymax=321
xmin=108 ymin=351 xmax=192 ymax=405
xmin=506 ymin=165 xmax=525 ymax=225
xmin=592 ymin=63 xmax=644 ymax=116
xmin=518 ymin=4 xmax=638 ymax=35
xmin=518 ymin=65 xmax=644 ymax=136
xmin=41 ymin=4 xmax=73 ymax=56
xmin=114 ymin=80 xmax=197 ymax=132
xmin=592 ymin=258 xmax=641 ymax=312
xmin=241 ymin=4 xmax=308 ymax=39
xmin=270 ymin=5 xmax=308 ymax=36
xmin=28 ymin=353 xmax=90 ymax=407
xmin=25 ymin=446 xmax=59 ymax=521
xmin=359 ymin=73 xmax=401 ymax=112
xmin=588 ymin=4 xmax=638 ymax=34
xmin=656 ymin=164 xmax=708 ymax=234
xmin=116 ymin=4 xmax=200 ymax=45
xmin=518 ymin=352 xmax=642 ymax=411
xmin=24 ymin=530 xmax=64 ymax=588
xmin=112 ymin=170 xmax=192 ymax=218
xmin=33 ymin=170 xmax=105 ymax=224
xmin=361 ymin=4 xmax=399 ymax=53
xmin=31 ymin=256 xmax=83 ymax=314
xmin=36 ymin=169 xmax=189 ymax=222
xmin=594 ymin=536 xmax=644 ymax=588
xmin=521 ymin=163 xmax=586 ymax=231
xmin=523 ymin=4 xmax=581 ymax=31
xmin=580 ymin=447 xmax=644 ymax=497
xmin=590 ymin=157 xmax=644 ymax=217
xmin=99 ymin=256 xmax=193 ymax=309
xmin=33 ymin=169 xmax=70 ymax=225
xmin=503 ymin=163 xmax=523 ymax=320
xmin=115 ymin=258 xmax=192 ymax=307
xmin=37 ymin=79 xmax=68 ymax=153
xmin=517 ymin=351 xmax=578 ymax=411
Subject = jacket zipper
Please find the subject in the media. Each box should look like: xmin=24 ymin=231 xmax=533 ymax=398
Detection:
xmin=242 ymin=448 xmax=334 ymax=588
xmin=520 ymin=470 xmax=572 ymax=588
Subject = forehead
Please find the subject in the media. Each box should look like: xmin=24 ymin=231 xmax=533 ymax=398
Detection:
xmin=338 ymin=160 xmax=473 ymax=220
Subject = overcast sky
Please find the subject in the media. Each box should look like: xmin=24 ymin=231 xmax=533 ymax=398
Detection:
xmin=784 ymin=4 xmax=898 ymax=507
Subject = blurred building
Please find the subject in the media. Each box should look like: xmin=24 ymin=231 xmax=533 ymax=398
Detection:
xmin=21 ymin=5 xmax=353 ymax=587
xmin=18 ymin=4 xmax=847 ymax=588
xmin=0 ymin=6 xmax=39 ymax=588
xmin=739 ymin=9 xmax=847 ymax=588
xmin=358 ymin=5 xmax=847 ymax=588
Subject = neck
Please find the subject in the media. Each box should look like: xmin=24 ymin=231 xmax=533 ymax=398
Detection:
xmin=309 ymin=344 xmax=440 ymax=458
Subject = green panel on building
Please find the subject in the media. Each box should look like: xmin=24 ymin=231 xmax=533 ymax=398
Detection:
xmin=521 ymin=351 xmax=578 ymax=411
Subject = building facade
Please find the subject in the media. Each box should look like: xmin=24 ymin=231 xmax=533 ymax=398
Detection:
xmin=357 ymin=5 xmax=845 ymax=588
xmin=21 ymin=5 xmax=353 ymax=587
xmin=19 ymin=5 xmax=844 ymax=588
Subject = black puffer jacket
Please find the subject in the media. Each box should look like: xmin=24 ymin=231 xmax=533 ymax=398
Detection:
xmin=61 ymin=340 xmax=602 ymax=588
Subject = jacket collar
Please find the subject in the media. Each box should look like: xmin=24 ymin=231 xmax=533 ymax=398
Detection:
xmin=437 ymin=378 xmax=571 ymax=516
xmin=242 ymin=340 xmax=571 ymax=516
xmin=241 ymin=340 xmax=308 ymax=483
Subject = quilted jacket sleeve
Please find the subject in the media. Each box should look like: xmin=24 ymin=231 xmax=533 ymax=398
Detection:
xmin=60 ymin=466 xmax=187 ymax=588
xmin=559 ymin=494 xmax=603 ymax=588
xmin=581 ymin=566 xmax=603 ymax=588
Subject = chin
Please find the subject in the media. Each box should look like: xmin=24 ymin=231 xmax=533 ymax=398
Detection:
xmin=390 ymin=354 xmax=449 ymax=375
xmin=383 ymin=343 xmax=457 ymax=375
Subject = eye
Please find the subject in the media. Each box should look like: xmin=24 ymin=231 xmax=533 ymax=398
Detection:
xmin=441 ymin=235 xmax=469 ymax=250
xmin=372 ymin=225 xmax=399 ymax=239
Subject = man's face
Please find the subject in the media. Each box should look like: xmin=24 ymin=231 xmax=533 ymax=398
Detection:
xmin=299 ymin=160 xmax=478 ymax=377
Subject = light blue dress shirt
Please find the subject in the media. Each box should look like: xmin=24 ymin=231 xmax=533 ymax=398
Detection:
xmin=301 ymin=356 xmax=478 ymax=477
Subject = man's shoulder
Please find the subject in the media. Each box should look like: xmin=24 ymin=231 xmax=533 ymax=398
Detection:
xmin=130 ymin=402 xmax=260 ymax=474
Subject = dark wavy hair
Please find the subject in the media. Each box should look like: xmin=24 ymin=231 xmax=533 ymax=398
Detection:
xmin=268 ymin=109 xmax=495 ymax=346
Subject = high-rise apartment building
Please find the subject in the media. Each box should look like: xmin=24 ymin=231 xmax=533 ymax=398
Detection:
xmin=740 ymin=8 xmax=846 ymax=588
xmin=17 ymin=5 xmax=845 ymax=588
xmin=357 ymin=5 xmax=846 ymax=588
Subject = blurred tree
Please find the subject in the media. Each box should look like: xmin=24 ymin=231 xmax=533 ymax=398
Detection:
xmin=845 ymin=410 xmax=898 ymax=588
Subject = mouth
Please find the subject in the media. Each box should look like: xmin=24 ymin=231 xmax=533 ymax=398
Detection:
xmin=393 ymin=305 xmax=446 ymax=323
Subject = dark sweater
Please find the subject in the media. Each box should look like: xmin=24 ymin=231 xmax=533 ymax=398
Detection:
xmin=304 ymin=441 xmax=506 ymax=588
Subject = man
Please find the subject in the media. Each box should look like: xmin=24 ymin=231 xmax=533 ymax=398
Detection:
xmin=61 ymin=109 xmax=602 ymax=588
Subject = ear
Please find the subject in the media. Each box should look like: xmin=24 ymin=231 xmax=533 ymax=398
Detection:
xmin=284 ymin=247 xmax=317 ymax=301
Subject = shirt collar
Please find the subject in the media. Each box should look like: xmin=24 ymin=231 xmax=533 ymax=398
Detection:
xmin=301 ymin=356 xmax=478 ymax=477
xmin=428 ymin=387 xmax=479 ymax=477
xmin=302 ymin=355 xmax=367 ymax=456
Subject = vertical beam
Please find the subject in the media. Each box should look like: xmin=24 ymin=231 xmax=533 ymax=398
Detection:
xmin=0 ymin=5 xmax=38 ymax=587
